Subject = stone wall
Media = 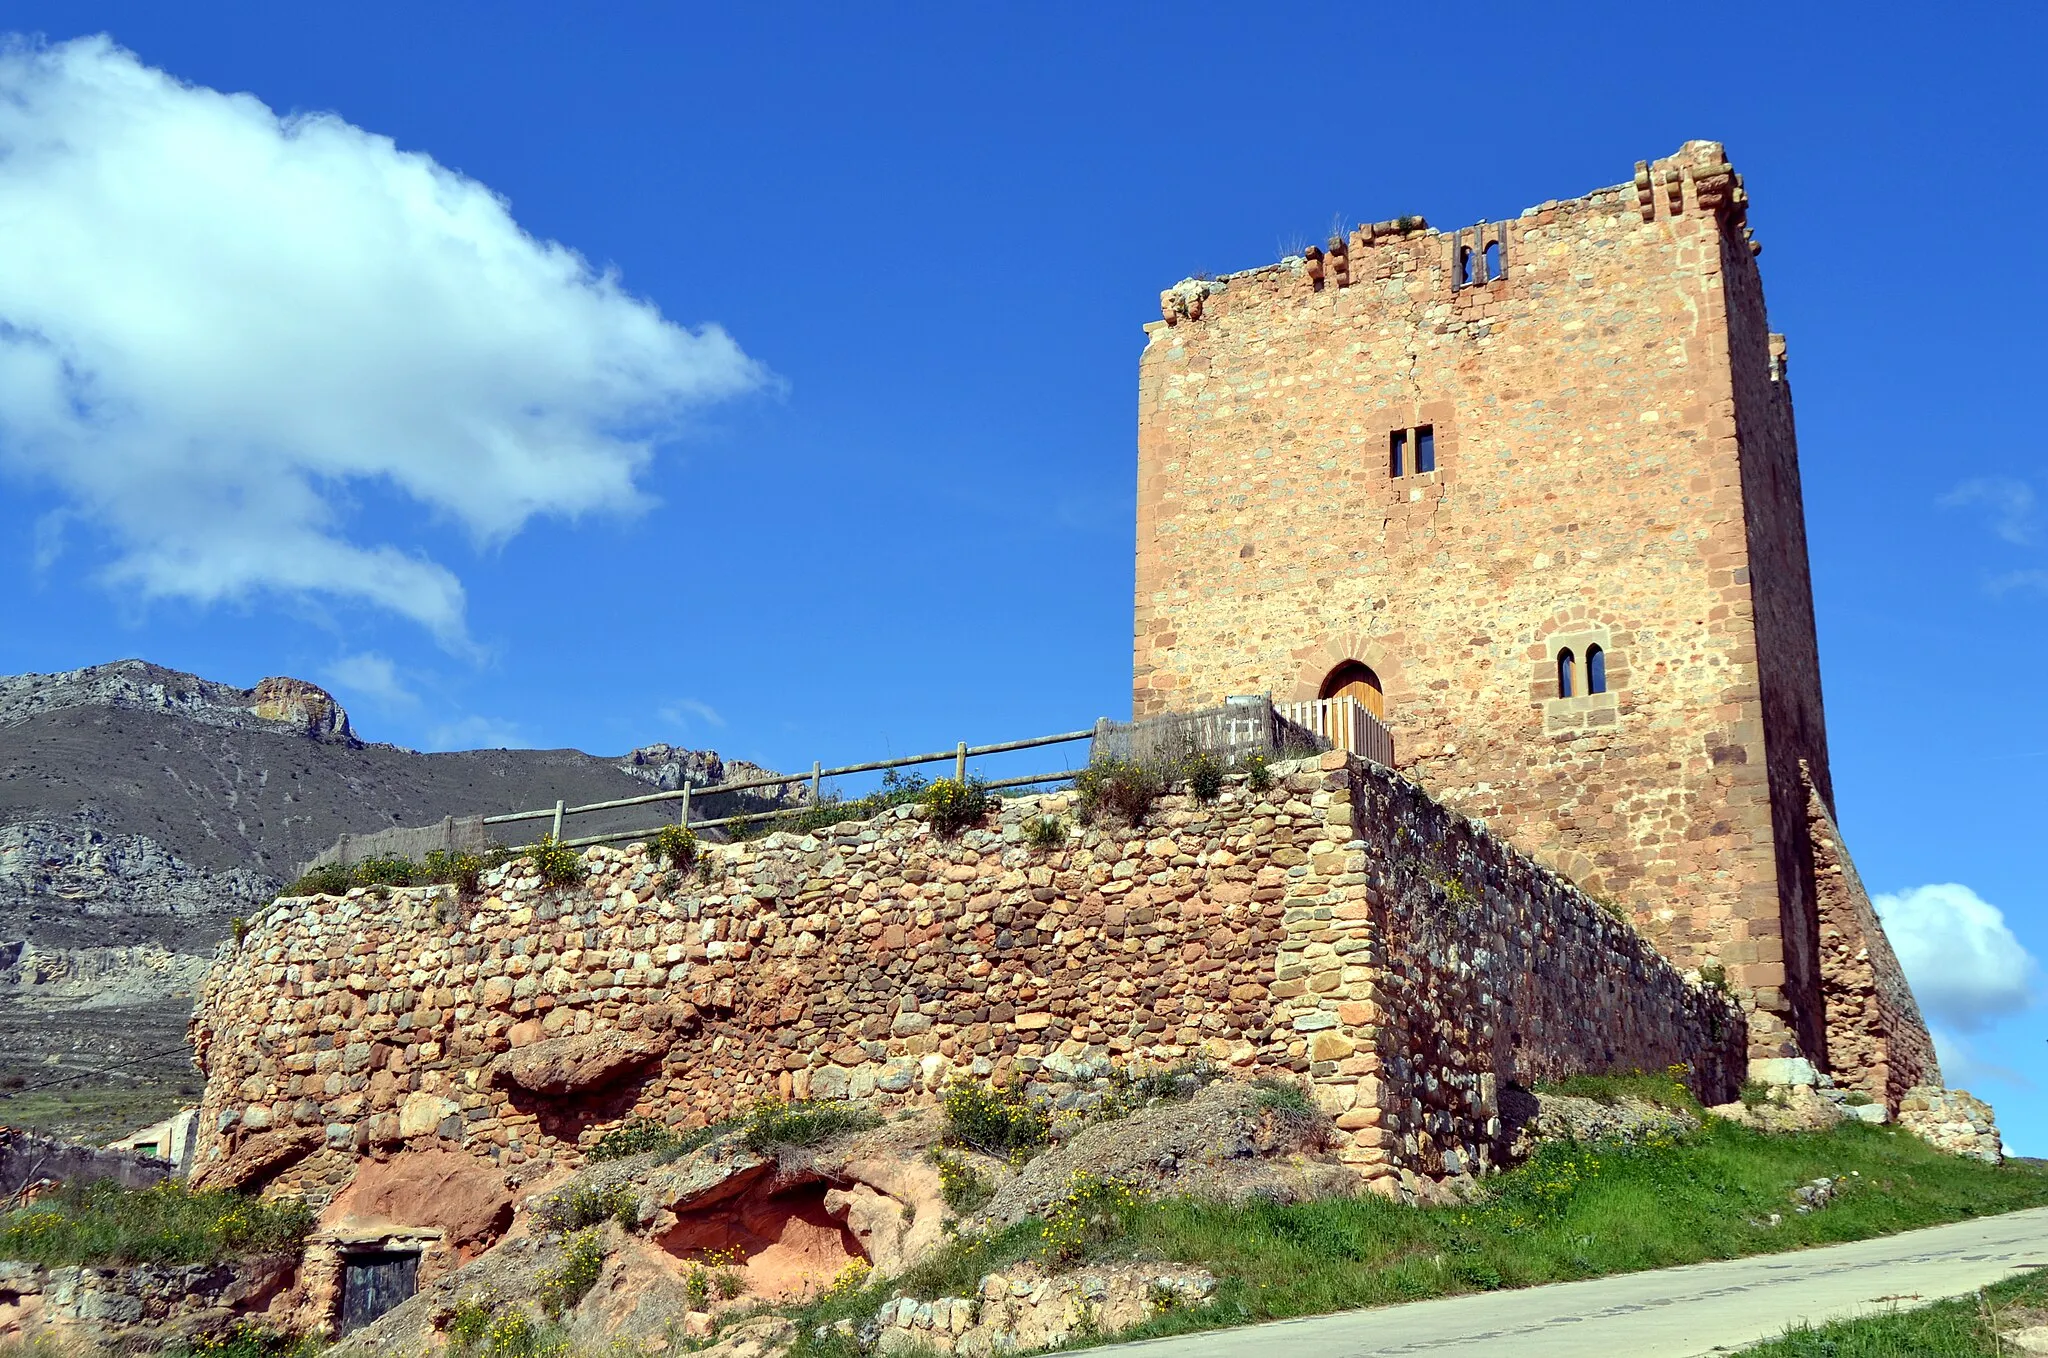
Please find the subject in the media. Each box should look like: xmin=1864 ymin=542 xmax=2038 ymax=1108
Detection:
xmin=1130 ymin=140 xmax=1848 ymax=1068
xmin=1806 ymin=778 xmax=1939 ymax=1107
xmin=0 ymin=1255 xmax=295 ymax=1348
xmin=189 ymin=756 xmax=1741 ymax=1203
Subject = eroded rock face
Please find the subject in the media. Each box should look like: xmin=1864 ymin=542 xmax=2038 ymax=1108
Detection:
xmin=0 ymin=1256 xmax=297 ymax=1349
xmin=1503 ymin=1090 xmax=1699 ymax=1159
xmin=190 ymin=1127 xmax=321 ymax=1193
xmin=324 ymin=1150 xmax=516 ymax=1257
xmin=489 ymin=1030 xmax=668 ymax=1096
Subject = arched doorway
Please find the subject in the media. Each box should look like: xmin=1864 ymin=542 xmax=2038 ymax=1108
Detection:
xmin=1320 ymin=661 xmax=1385 ymax=719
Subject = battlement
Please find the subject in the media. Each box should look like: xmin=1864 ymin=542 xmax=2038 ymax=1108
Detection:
xmin=1154 ymin=141 xmax=1757 ymax=328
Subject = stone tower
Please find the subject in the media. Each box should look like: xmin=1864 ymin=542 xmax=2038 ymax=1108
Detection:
xmin=1132 ymin=141 xmax=1934 ymax=1099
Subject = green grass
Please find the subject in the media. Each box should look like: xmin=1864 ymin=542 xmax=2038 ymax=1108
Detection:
xmin=741 ymin=1098 xmax=880 ymax=1153
xmin=1735 ymin=1264 xmax=2048 ymax=1355
xmin=0 ymin=1078 xmax=198 ymax=1146
xmin=765 ymin=1119 xmax=2048 ymax=1356
xmin=1533 ymin=1068 xmax=1702 ymax=1112
xmin=0 ymin=1179 xmax=313 ymax=1266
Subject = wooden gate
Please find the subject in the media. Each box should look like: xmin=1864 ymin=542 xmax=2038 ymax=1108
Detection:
xmin=340 ymin=1250 xmax=419 ymax=1334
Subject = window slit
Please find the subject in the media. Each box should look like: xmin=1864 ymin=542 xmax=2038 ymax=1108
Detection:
xmin=1557 ymin=649 xmax=1576 ymax=698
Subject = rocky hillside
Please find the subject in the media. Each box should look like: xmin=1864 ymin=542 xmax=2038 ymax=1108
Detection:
xmin=0 ymin=659 xmax=791 ymax=1141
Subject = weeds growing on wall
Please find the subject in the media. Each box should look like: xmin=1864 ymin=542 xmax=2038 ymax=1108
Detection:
xmin=1074 ymin=758 xmax=1165 ymax=826
xmin=792 ymin=769 xmax=931 ymax=835
xmin=0 ymin=1179 xmax=312 ymax=1266
xmin=923 ymin=777 xmax=992 ymax=836
xmin=740 ymin=1099 xmax=880 ymax=1154
xmin=645 ymin=824 xmax=698 ymax=870
xmin=283 ymin=846 xmax=512 ymax=899
xmin=1243 ymin=754 xmax=1274 ymax=793
xmin=1022 ymin=815 xmax=1069 ymax=851
xmin=526 ymin=835 xmax=587 ymax=888
xmin=941 ymin=1080 xmax=1049 ymax=1159
xmin=1182 ymin=749 xmax=1226 ymax=804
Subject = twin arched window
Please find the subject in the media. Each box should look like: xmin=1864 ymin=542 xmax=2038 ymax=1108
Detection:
xmin=1557 ymin=645 xmax=1606 ymax=698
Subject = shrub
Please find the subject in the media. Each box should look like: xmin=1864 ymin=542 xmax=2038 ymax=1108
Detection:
xmin=534 ymin=1183 xmax=638 ymax=1234
xmin=928 ymin=1150 xmax=996 ymax=1216
xmin=423 ymin=849 xmax=486 ymax=894
xmin=1697 ymin=962 xmax=1729 ymax=993
xmin=587 ymin=1116 xmax=737 ymax=1163
xmin=1181 ymin=748 xmax=1225 ymax=803
xmin=1037 ymin=1174 xmax=1145 ymax=1266
xmin=741 ymin=1099 xmax=879 ymax=1154
xmin=526 ymin=836 xmax=587 ymax=887
xmin=942 ymin=1080 xmax=1048 ymax=1159
xmin=284 ymin=862 xmax=350 ymax=896
xmin=923 ymin=777 xmax=991 ymax=836
xmin=1073 ymin=758 xmax=1164 ymax=826
xmin=448 ymin=1297 xmax=494 ymax=1347
xmin=0 ymin=1179 xmax=312 ymax=1266
xmin=446 ymin=1302 xmax=566 ymax=1358
xmin=1843 ymin=1090 xmax=1875 ymax=1107
xmin=793 ymin=768 xmax=930 ymax=834
xmin=170 ymin=1322 xmax=321 ymax=1358
xmin=537 ymin=1230 xmax=605 ymax=1317
xmin=1022 ymin=815 xmax=1068 ymax=851
xmin=350 ymin=854 xmax=418 ymax=888
xmin=646 ymin=824 xmax=699 ymax=870
xmin=1099 ymin=1060 xmax=1224 ymax=1119
xmin=1243 ymin=754 xmax=1273 ymax=793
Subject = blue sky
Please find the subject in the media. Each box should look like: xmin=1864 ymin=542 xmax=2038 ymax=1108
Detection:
xmin=0 ymin=4 xmax=2042 ymax=1150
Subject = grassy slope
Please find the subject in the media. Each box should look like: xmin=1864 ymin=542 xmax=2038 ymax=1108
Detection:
xmin=1737 ymin=1264 xmax=2048 ymax=1356
xmin=779 ymin=1118 xmax=2048 ymax=1355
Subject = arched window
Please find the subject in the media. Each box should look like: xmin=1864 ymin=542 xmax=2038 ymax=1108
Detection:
xmin=1586 ymin=645 xmax=1606 ymax=694
xmin=1459 ymin=245 xmax=1475 ymax=287
xmin=1484 ymin=239 xmax=1502 ymax=281
xmin=1557 ymin=648 xmax=1576 ymax=698
xmin=1321 ymin=661 xmax=1385 ymax=719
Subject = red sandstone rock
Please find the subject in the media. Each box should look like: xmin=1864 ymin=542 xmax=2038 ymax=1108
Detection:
xmin=190 ymin=1128 xmax=321 ymax=1192
xmin=323 ymin=1150 xmax=515 ymax=1256
xmin=488 ymin=1029 xmax=667 ymax=1095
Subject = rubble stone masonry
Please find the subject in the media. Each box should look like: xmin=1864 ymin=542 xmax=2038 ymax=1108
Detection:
xmin=1132 ymin=140 xmax=1931 ymax=1087
xmin=190 ymin=756 xmax=1741 ymax=1204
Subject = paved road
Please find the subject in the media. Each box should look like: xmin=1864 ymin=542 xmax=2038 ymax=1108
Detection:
xmin=1099 ymin=1206 xmax=2048 ymax=1357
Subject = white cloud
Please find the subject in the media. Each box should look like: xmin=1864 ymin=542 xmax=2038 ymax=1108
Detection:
xmin=321 ymin=651 xmax=416 ymax=708
xmin=0 ymin=35 xmax=765 ymax=648
xmin=659 ymin=697 xmax=726 ymax=729
xmin=1929 ymin=1028 xmax=2029 ymax=1092
xmin=425 ymin=714 xmax=530 ymax=752
xmin=1874 ymin=882 xmax=2038 ymax=1031
xmin=1940 ymin=477 xmax=2038 ymax=546
xmin=1989 ymin=569 xmax=2048 ymax=596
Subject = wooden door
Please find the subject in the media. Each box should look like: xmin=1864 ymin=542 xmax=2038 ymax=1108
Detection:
xmin=1320 ymin=663 xmax=1385 ymax=719
xmin=341 ymin=1251 xmax=419 ymax=1334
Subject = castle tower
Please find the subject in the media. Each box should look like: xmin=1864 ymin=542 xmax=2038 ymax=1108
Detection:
xmin=1133 ymin=142 xmax=1935 ymax=1096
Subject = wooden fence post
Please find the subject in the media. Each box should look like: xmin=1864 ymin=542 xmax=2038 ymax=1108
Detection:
xmin=955 ymin=742 xmax=967 ymax=783
xmin=811 ymin=761 xmax=822 ymax=804
xmin=550 ymin=799 xmax=565 ymax=841
xmin=680 ymin=783 xmax=691 ymax=826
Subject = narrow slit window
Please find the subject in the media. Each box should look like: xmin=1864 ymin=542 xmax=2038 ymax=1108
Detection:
xmin=1416 ymin=425 xmax=1436 ymax=473
xmin=1587 ymin=645 xmax=1607 ymax=694
xmin=1484 ymin=239 xmax=1502 ymax=281
xmin=1557 ymin=648 xmax=1576 ymax=698
xmin=1389 ymin=429 xmax=1406 ymax=478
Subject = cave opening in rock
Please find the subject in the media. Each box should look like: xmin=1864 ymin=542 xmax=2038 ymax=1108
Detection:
xmin=658 ymin=1178 xmax=866 ymax=1302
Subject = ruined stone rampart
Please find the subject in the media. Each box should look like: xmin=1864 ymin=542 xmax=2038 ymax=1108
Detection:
xmin=191 ymin=755 xmax=1741 ymax=1201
